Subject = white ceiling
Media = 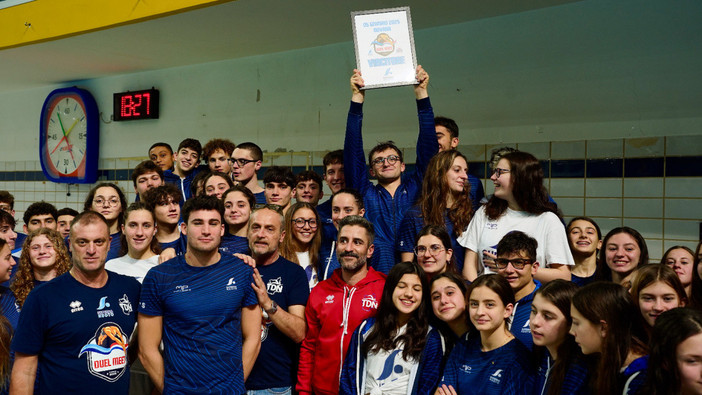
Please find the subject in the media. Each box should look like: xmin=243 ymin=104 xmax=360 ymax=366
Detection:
xmin=0 ymin=0 xmax=579 ymax=93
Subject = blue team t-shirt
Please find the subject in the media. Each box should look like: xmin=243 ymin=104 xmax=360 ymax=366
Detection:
xmin=254 ymin=191 xmax=266 ymax=205
xmin=0 ymin=286 xmax=19 ymax=330
xmin=140 ymin=253 xmax=258 ymax=394
xmin=246 ymin=256 xmax=309 ymax=390
xmin=158 ymin=234 xmax=188 ymax=257
xmin=440 ymin=335 xmax=535 ymax=395
xmin=510 ymin=283 xmax=539 ymax=350
xmin=220 ymin=233 xmax=250 ymax=255
xmin=11 ymin=272 xmax=140 ymax=394
xmin=106 ymin=231 xmax=122 ymax=261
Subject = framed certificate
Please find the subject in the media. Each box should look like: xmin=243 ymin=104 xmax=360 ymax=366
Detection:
xmin=351 ymin=7 xmax=417 ymax=89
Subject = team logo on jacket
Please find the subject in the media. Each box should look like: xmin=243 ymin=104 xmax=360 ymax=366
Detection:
xmin=79 ymin=323 xmax=129 ymax=382
xmin=361 ymin=294 xmax=378 ymax=311
xmin=325 ymin=295 xmax=335 ymax=304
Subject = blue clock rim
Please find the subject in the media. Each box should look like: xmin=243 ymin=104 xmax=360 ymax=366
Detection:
xmin=39 ymin=86 xmax=99 ymax=184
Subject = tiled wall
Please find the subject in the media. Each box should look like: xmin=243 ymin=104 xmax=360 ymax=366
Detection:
xmin=1 ymin=135 xmax=700 ymax=260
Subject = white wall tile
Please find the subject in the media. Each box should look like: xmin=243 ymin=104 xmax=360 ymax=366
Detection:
xmin=663 ymin=240 xmax=698 ymax=255
xmin=594 ymin=217 xmax=624 ymax=235
xmin=623 ymin=218 xmax=663 ymax=240
xmin=551 ymin=141 xmax=585 ymax=160
xmin=459 ymin=145 xmax=487 ymax=162
xmin=15 ymin=162 xmax=25 ymax=171
xmin=550 ymin=179 xmax=584 ymax=197
xmin=586 ymin=179 xmax=623 ymax=198
xmin=646 ymin=239 xmax=664 ymax=263
xmin=586 ymin=198 xmax=622 ymax=217
xmin=665 ymin=178 xmax=702 ymax=198
xmin=665 ymin=199 xmax=702 ymax=220
xmin=587 ymin=139 xmax=623 ymax=159
xmin=666 ymin=135 xmax=702 ymax=156
xmin=623 ymin=198 xmax=663 ymax=218
xmin=624 ymin=178 xmax=663 ymax=198
xmin=664 ymin=220 xmax=700 ymax=241
xmin=625 ymin=137 xmax=664 ymax=157
xmin=516 ymin=142 xmax=550 ymax=160
xmin=555 ymin=197 xmax=584 ymax=217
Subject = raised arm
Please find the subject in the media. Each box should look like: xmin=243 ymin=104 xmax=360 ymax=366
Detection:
xmin=9 ymin=353 xmax=38 ymax=395
xmin=413 ymin=65 xmax=438 ymax=180
xmin=138 ymin=313 xmax=165 ymax=393
xmin=344 ymin=69 xmax=372 ymax=195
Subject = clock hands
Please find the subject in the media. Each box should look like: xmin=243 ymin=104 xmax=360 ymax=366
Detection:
xmin=51 ymin=113 xmax=77 ymax=165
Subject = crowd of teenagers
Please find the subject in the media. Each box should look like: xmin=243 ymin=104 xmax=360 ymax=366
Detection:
xmin=0 ymin=67 xmax=699 ymax=395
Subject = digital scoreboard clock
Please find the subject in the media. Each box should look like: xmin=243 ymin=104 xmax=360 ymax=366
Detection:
xmin=113 ymin=88 xmax=159 ymax=121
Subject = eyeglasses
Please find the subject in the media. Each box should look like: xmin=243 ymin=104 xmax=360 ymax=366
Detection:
xmin=93 ymin=197 xmax=120 ymax=207
xmin=492 ymin=168 xmax=511 ymax=177
xmin=292 ymin=218 xmax=318 ymax=229
xmin=229 ymin=158 xmax=257 ymax=167
xmin=494 ymin=258 xmax=532 ymax=270
xmin=414 ymin=244 xmax=445 ymax=256
xmin=371 ymin=155 xmax=400 ymax=167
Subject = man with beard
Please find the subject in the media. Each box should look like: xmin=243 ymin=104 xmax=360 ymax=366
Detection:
xmin=246 ymin=205 xmax=309 ymax=394
xmin=296 ymin=216 xmax=386 ymax=395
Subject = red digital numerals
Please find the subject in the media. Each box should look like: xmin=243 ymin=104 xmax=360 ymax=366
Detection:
xmin=120 ymin=92 xmax=150 ymax=118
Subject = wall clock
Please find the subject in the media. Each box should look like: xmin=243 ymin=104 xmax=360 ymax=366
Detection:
xmin=39 ymin=87 xmax=99 ymax=184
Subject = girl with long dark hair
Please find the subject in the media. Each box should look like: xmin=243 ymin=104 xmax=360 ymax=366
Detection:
xmin=398 ymin=150 xmax=474 ymax=273
xmin=566 ymin=217 xmax=602 ymax=287
xmin=430 ymin=272 xmax=469 ymax=350
xmin=530 ymin=280 xmax=590 ymax=395
xmin=661 ymin=245 xmax=696 ymax=300
xmin=84 ymin=182 xmax=128 ymax=261
xmin=12 ymin=228 xmax=71 ymax=308
xmin=415 ymin=225 xmax=458 ymax=278
xmin=642 ymin=307 xmax=702 ymax=395
xmin=459 ymin=151 xmax=572 ymax=283
xmin=340 ymin=262 xmax=444 ymax=395
xmin=220 ymin=186 xmax=255 ymax=254
xmin=279 ymin=202 xmax=322 ymax=289
xmin=105 ymin=202 xmax=161 ymax=283
xmin=570 ymin=282 xmax=648 ymax=395
xmin=630 ymin=264 xmax=686 ymax=331
xmin=599 ymin=227 xmax=648 ymax=289
xmin=437 ymin=274 xmax=535 ymax=394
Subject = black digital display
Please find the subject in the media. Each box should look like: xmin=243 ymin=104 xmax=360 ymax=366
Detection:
xmin=113 ymin=88 xmax=159 ymax=121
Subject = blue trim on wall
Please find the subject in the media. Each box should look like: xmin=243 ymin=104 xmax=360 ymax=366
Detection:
xmin=0 ymin=155 xmax=699 ymax=184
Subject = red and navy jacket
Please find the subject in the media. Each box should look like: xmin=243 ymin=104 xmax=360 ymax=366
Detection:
xmin=296 ymin=267 xmax=386 ymax=395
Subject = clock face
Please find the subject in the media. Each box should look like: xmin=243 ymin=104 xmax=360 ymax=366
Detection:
xmin=44 ymin=95 xmax=88 ymax=177
xmin=40 ymin=87 xmax=99 ymax=184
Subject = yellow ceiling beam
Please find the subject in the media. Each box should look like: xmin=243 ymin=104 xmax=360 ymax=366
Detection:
xmin=0 ymin=0 xmax=235 ymax=49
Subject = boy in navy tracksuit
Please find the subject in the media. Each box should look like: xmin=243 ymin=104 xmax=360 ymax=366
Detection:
xmin=495 ymin=231 xmax=541 ymax=350
xmin=344 ymin=66 xmax=438 ymax=274
xmin=163 ymin=138 xmax=206 ymax=204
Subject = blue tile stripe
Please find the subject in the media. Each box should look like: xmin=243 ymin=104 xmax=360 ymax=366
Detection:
xmin=0 ymin=155 xmax=699 ymax=183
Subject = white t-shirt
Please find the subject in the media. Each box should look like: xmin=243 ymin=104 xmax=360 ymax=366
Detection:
xmin=364 ymin=324 xmax=414 ymax=395
xmin=105 ymin=254 xmax=159 ymax=283
xmin=296 ymin=251 xmax=318 ymax=289
xmin=458 ymin=206 xmax=574 ymax=275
